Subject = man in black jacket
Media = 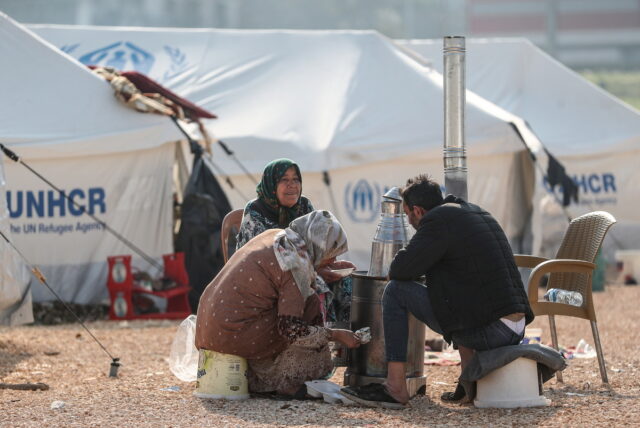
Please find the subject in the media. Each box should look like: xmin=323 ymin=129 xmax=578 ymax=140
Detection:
xmin=341 ymin=174 xmax=534 ymax=409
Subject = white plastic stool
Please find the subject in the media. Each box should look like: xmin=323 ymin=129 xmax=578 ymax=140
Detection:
xmin=474 ymin=357 xmax=551 ymax=408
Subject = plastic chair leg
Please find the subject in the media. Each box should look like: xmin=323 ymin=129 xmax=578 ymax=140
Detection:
xmin=590 ymin=320 xmax=609 ymax=384
xmin=549 ymin=315 xmax=563 ymax=383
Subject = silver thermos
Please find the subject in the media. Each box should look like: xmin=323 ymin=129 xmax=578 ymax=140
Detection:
xmin=344 ymin=187 xmax=427 ymax=396
xmin=367 ymin=187 xmax=410 ymax=277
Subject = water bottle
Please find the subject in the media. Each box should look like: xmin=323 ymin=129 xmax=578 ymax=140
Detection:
xmin=543 ymin=288 xmax=583 ymax=307
xmin=113 ymin=292 xmax=128 ymax=318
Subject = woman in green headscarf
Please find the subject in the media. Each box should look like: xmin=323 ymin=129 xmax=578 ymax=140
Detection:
xmin=236 ymin=158 xmax=313 ymax=249
xmin=236 ymin=158 xmax=355 ymax=324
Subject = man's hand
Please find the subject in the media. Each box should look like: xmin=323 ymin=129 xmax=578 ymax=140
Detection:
xmin=329 ymin=329 xmax=361 ymax=349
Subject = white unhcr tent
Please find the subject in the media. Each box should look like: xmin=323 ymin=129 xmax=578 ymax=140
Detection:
xmin=0 ymin=12 xmax=185 ymax=308
xmin=399 ymin=38 xmax=640 ymax=259
xmin=29 ymin=24 xmax=545 ymax=271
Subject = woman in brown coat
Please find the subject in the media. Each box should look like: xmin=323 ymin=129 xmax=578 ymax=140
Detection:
xmin=195 ymin=210 xmax=360 ymax=397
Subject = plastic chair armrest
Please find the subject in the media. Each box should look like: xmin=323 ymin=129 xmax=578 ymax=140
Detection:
xmin=514 ymin=254 xmax=548 ymax=268
xmin=527 ymin=259 xmax=596 ymax=300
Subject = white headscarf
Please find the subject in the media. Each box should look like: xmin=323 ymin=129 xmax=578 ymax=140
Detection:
xmin=273 ymin=210 xmax=348 ymax=299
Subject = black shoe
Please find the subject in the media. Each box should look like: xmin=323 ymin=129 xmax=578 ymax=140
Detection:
xmin=441 ymin=383 xmax=466 ymax=402
xmin=340 ymin=383 xmax=408 ymax=410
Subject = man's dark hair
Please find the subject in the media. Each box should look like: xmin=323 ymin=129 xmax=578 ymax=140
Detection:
xmin=400 ymin=174 xmax=444 ymax=211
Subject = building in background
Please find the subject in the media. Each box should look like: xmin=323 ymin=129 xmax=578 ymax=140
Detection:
xmin=1 ymin=0 xmax=640 ymax=69
xmin=467 ymin=0 xmax=640 ymax=70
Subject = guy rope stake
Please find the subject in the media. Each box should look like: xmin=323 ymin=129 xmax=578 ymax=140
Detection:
xmin=0 ymin=143 xmax=163 ymax=274
xmin=0 ymin=229 xmax=121 ymax=378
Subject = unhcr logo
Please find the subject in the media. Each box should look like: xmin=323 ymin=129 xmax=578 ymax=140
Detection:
xmin=344 ymin=179 xmax=382 ymax=223
xmin=543 ymin=172 xmax=618 ymax=207
xmin=543 ymin=172 xmax=617 ymax=195
xmin=78 ymin=41 xmax=155 ymax=75
xmin=62 ymin=42 xmax=188 ymax=82
xmin=6 ymin=188 xmax=106 ymax=219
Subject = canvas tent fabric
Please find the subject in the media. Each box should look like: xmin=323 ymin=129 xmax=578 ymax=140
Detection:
xmin=29 ymin=24 xmax=545 ymax=270
xmin=399 ymin=38 xmax=640 ymax=258
xmin=0 ymin=12 xmax=185 ymax=306
xmin=1 ymin=20 xmax=182 ymax=160
xmin=29 ymin=25 xmax=537 ymax=171
xmin=0 ymin=165 xmax=32 ymax=326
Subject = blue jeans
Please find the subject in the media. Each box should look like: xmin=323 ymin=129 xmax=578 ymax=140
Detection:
xmin=450 ymin=318 xmax=524 ymax=351
xmin=382 ymin=280 xmax=523 ymax=362
xmin=382 ymin=280 xmax=443 ymax=362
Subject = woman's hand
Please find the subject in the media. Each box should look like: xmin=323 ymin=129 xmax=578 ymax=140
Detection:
xmin=328 ymin=260 xmax=356 ymax=271
xmin=330 ymin=329 xmax=361 ymax=349
xmin=317 ymin=266 xmax=343 ymax=283
xmin=317 ymin=260 xmax=357 ymax=283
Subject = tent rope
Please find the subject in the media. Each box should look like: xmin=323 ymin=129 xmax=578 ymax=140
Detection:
xmin=170 ymin=116 xmax=250 ymax=201
xmin=216 ymin=140 xmax=258 ymax=185
xmin=0 ymin=228 xmax=121 ymax=377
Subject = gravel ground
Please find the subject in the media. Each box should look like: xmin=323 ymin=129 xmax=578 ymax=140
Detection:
xmin=1 ymin=284 xmax=639 ymax=427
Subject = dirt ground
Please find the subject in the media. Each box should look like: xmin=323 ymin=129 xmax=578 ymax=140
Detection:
xmin=1 ymin=284 xmax=639 ymax=427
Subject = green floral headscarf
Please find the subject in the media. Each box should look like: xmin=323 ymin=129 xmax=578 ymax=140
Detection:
xmin=256 ymin=158 xmax=309 ymax=227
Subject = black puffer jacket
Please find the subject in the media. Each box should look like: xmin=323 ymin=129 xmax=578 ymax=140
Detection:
xmin=389 ymin=195 xmax=533 ymax=341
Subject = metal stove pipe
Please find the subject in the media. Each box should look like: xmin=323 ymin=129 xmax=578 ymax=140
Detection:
xmin=443 ymin=36 xmax=468 ymax=200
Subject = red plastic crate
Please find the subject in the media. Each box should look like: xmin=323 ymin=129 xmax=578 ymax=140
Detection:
xmin=106 ymin=253 xmax=191 ymax=320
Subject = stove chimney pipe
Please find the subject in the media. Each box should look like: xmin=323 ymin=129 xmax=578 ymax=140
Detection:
xmin=443 ymin=36 xmax=468 ymax=200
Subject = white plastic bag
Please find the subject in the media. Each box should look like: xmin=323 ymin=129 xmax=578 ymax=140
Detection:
xmin=169 ymin=315 xmax=199 ymax=382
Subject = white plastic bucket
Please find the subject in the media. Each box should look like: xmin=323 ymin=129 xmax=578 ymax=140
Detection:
xmin=474 ymin=357 xmax=550 ymax=408
xmin=194 ymin=349 xmax=249 ymax=400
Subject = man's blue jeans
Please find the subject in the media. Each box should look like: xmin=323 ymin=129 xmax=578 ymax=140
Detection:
xmin=382 ymin=280 xmax=443 ymax=362
xmin=382 ymin=280 xmax=523 ymax=362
